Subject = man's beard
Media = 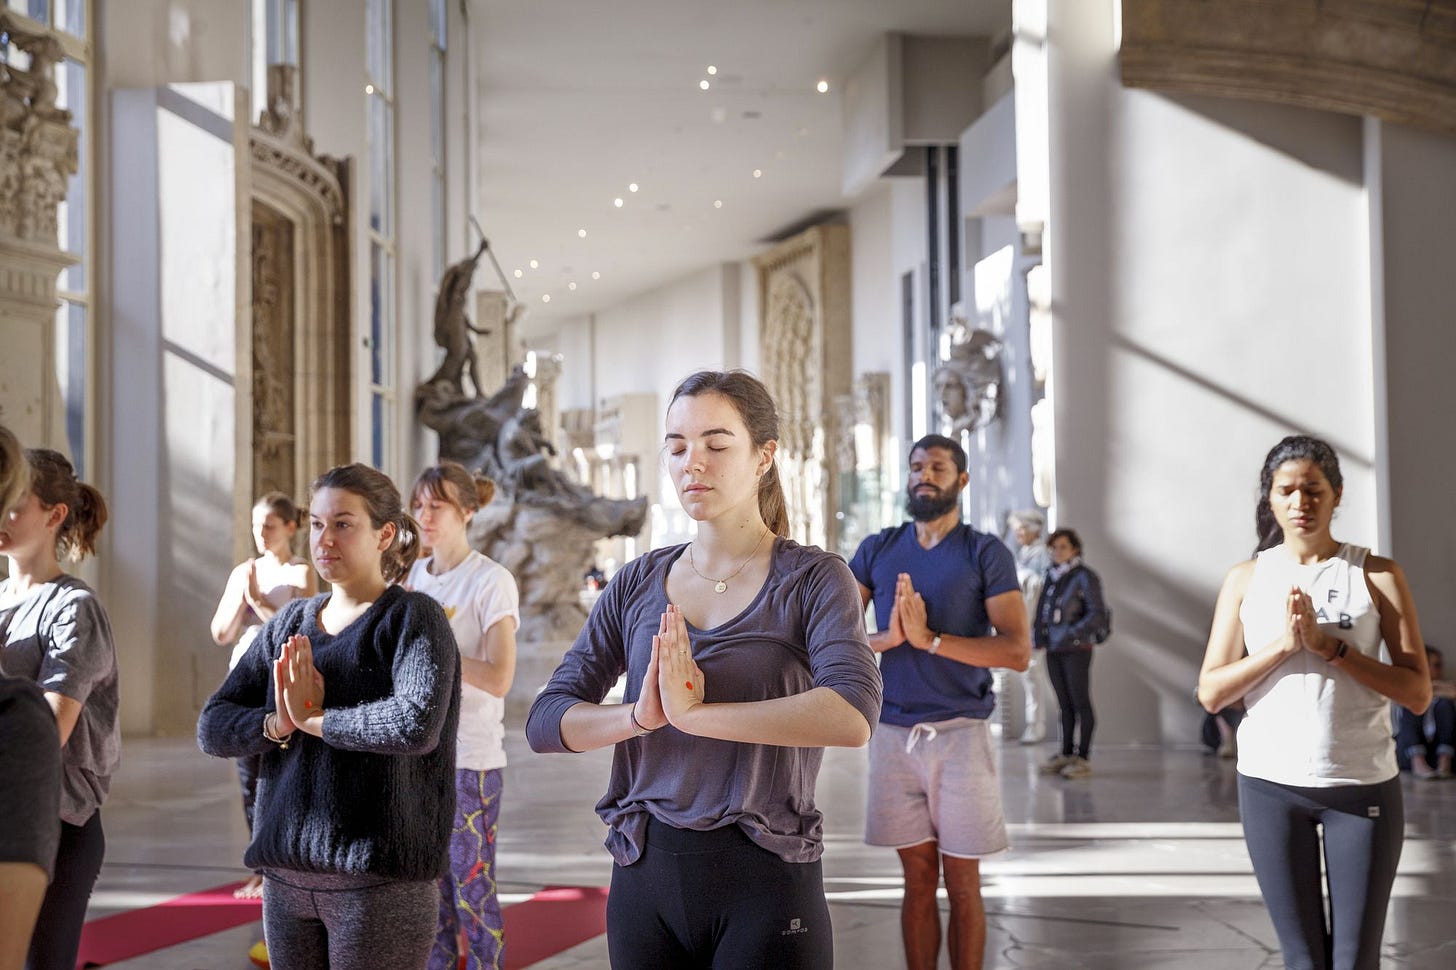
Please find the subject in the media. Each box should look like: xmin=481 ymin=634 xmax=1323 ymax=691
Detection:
xmin=906 ymin=486 xmax=961 ymax=522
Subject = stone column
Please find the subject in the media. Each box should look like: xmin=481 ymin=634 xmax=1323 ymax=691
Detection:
xmin=0 ymin=14 xmax=79 ymax=447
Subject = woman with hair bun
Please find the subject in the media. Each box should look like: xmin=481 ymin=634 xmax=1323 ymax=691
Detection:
xmin=210 ymin=492 xmax=315 ymax=899
xmin=198 ymin=463 xmax=460 ymax=969
xmin=0 ymin=448 xmax=119 ymax=970
xmin=1198 ymin=435 xmax=1430 ymax=970
xmin=528 ymin=370 xmax=881 ymax=969
xmin=408 ymin=462 xmax=519 ymax=970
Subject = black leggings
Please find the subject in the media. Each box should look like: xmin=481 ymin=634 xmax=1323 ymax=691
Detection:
xmin=606 ymin=816 xmax=833 ymax=969
xmin=1046 ymin=649 xmax=1095 ymax=758
xmin=1238 ymin=773 xmax=1403 ymax=970
xmin=29 ymin=810 xmax=105 ymax=970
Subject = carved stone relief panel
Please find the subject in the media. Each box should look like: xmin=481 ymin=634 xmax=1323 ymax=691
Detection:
xmin=244 ymin=63 xmax=351 ymax=509
xmin=752 ymin=224 xmax=852 ymax=551
xmin=251 ymin=202 xmax=296 ymax=499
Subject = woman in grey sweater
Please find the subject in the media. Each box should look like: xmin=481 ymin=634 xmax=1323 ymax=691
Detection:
xmin=198 ymin=464 xmax=460 ymax=970
xmin=528 ymin=371 xmax=882 ymax=969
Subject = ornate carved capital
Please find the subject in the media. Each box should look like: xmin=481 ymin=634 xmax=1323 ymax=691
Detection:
xmin=1119 ymin=0 xmax=1456 ymax=136
xmin=0 ymin=12 xmax=80 ymax=246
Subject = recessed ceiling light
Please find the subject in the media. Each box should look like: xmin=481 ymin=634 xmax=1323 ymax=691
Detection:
xmin=713 ymin=200 xmax=723 ymax=209
xmin=753 ymin=169 xmax=762 ymax=179
xmin=628 ymin=183 xmax=639 ymax=193
xmin=699 ymin=79 xmax=710 ymax=91
xmin=577 ymin=228 xmax=587 ymax=238
xmin=513 ymin=269 xmax=523 ymax=278
xmin=568 ymin=282 xmax=577 ymax=291
xmin=707 ymin=65 xmax=718 ymax=76
xmin=614 ymin=197 xmax=624 ymax=208
xmin=365 ymin=83 xmax=375 ymax=95
xmin=541 ymin=294 xmax=551 ymax=303
xmin=591 ymin=271 xmax=601 ymax=280
xmin=816 ymin=79 xmax=829 ymax=94
xmin=529 ymin=259 xmax=539 ymax=269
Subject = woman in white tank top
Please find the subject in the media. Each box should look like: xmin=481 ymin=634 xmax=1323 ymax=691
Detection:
xmin=208 ymin=492 xmax=314 ymax=901
xmin=1197 ymin=436 xmax=1429 ymax=970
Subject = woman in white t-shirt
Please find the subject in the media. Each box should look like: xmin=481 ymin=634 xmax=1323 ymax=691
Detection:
xmin=408 ymin=462 xmax=519 ymax=970
xmin=1197 ymin=435 xmax=1429 ymax=970
xmin=209 ymin=492 xmax=314 ymax=899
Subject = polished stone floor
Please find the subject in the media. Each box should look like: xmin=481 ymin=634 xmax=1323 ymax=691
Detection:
xmin=89 ymin=727 xmax=1456 ymax=969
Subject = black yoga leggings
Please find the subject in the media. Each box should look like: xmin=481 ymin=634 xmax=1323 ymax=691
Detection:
xmin=606 ymin=816 xmax=833 ymax=969
xmin=29 ymin=810 xmax=105 ymax=970
xmin=1238 ymin=773 xmax=1403 ymax=970
xmin=1046 ymin=649 xmax=1095 ymax=759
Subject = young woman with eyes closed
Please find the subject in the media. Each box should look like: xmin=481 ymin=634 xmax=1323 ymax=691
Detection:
xmin=407 ymin=462 xmax=519 ymax=970
xmin=209 ymin=492 xmax=315 ymax=900
xmin=528 ymin=369 xmax=882 ymax=970
xmin=198 ymin=464 xmax=460 ymax=970
xmin=1198 ymin=435 xmax=1429 ymax=970
xmin=0 ymin=448 xmax=119 ymax=970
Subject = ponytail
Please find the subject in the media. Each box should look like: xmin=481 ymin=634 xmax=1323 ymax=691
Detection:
xmin=382 ymin=511 xmax=424 ymax=584
xmin=758 ymin=460 xmax=789 ymax=537
xmin=24 ymin=448 xmax=109 ymax=561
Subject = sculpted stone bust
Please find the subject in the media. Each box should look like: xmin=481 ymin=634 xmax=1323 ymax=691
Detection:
xmin=934 ymin=328 xmax=1004 ymax=435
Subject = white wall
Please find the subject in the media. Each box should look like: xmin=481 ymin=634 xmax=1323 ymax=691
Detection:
xmin=1369 ymin=120 xmax=1456 ymax=647
xmin=1045 ymin=0 xmax=1375 ymax=744
xmin=106 ymin=82 xmax=246 ymax=733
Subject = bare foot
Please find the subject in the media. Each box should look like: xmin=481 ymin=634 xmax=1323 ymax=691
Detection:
xmin=234 ymin=873 xmax=264 ymax=899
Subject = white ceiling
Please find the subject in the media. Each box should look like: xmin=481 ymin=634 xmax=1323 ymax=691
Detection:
xmin=473 ymin=0 xmax=1009 ymax=336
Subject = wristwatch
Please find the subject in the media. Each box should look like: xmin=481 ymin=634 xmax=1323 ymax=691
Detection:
xmin=928 ymin=633 xmax=943 ymax=655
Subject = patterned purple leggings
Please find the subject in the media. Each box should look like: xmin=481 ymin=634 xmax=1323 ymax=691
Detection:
xmin=428 ymin=768 xmax=505 ymax=970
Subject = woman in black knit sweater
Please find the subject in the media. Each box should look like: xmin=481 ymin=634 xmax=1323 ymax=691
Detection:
xmin=198 ymin=464 xmax=460 ymax=970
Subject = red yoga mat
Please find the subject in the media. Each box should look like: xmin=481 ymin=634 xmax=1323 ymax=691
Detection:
xmin=75 ymin=881 xmax=262 ymax=968
xmin=73 ymin=881 xmax=609 ymax=969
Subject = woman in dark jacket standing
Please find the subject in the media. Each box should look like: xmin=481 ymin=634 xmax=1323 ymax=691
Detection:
xmin=1034 ymin=529 xmax=1108 ymax=779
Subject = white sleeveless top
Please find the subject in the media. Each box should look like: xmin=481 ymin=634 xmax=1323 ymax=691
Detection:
xmin=228 ymin=557 xmax=311 ymax=670
xmin=1236 ymin=543 xmax=1395 ymax=787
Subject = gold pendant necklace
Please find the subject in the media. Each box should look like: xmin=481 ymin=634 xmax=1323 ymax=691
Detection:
xmin=687 ymin=528 xmax=770 ymax=594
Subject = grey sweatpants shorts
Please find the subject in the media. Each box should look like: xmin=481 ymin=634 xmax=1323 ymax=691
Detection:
xmin=865 ymin=716 xmax=1009 ymax=858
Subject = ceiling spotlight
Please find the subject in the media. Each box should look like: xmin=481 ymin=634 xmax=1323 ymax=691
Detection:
xmin=753 ymin=169 xmax=762 ymax=179
xmin=513 ymin=269 xmax=523 ymax=278
xmin=614 ymin=197 xmax=624 ymax=208
xmin=628 ymin=183 xmax=639 ymax=193
xmin=591 ymin=271 xmax=601 ymax=280
xmin=577 ymin=228 xmax=587 ymax=238
xmin=568 ymin=282 xmax=577 ymax=291
xmin=529 ymin=259 xmax=539 ymax=269
xmin=699 ymin=79 xmax=710 ymax=91
xmin=816 ymin=79 xmax=829 ymax=94
xmin=541 ymin=294 xmax=551 ymax=303
xmin=713 ymin=200 xmax=723 ymax=209
xmin=707 ymin=65 xmax=718 ymax=76
xmin=365 ymin=83 xmax=375 ymax=95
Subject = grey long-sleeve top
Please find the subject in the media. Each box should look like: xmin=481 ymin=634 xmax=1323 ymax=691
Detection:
xmin=197 ymin=585 xmax=460 ymax=881
xmin=527 ymin=537 xmax=882 ymax=865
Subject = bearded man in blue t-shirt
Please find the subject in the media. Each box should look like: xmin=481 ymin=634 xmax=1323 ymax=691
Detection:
xmin=848 ymin=434 xmax=1029 ymax=970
